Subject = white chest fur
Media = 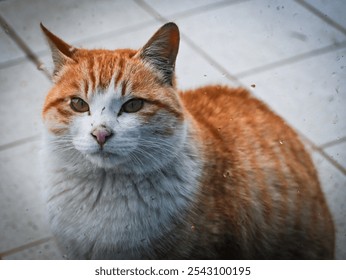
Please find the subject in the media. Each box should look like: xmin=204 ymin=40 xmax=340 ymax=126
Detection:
xmin=41 ymin=135 xmax=201 ymax=259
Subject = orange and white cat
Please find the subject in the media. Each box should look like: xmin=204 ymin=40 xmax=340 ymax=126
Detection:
xmin=41 ymin=22 xmax=335 ymax=259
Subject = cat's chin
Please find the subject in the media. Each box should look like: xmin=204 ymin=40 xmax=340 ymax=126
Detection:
xmin=82 ymin=150 xmax=173 ymax=174
xmin=84 ymin=151 xmax=124 ymax=169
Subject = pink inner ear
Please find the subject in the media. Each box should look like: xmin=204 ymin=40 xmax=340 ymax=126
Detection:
xmin=168 ymin=25 xmax=179 ymax=59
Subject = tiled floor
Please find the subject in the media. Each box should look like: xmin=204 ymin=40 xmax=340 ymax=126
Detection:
xmin=0 ymin=0 xmax=345 ymax=259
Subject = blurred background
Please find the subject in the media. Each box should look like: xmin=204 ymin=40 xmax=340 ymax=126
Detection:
xmin=0 ymin=0 xmax=345 ymax=259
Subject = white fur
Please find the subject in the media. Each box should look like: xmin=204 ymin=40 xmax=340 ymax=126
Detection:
xmin=41 ymin=86 xmax=202 ymax=259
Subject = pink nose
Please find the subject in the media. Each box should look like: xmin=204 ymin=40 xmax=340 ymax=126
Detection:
xmin=91 ymin=126 xmax=113 ymax=147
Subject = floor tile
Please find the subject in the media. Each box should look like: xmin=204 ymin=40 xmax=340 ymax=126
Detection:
xmin=141 ymin=0 xmax=222 ymax=17
xmin=3 ymin=239 xmax=63 ymax=260
xmin=312 ymin=151 xmax=346 ymax=260
xmin=241 ymin=48 xmax=346 ymax=146
xmin=0 ymin=61 xmax=50 ymax=146
xmin=177 ymin=39 xmax=238 ymax=89
xmin=0 ymin=0 xmax=154 ymax=54
xmin=0 ymin=141 xmax=52 ymax=253
xmin=304 ymin=0 xmax=346 ymax=29
xmin=0 ymin=26 xmax=25 ymax=65
xmin=324 ymin=142 xmax=346 ymax=170
xmin=173 ymin=0 xmax=345 ymax=75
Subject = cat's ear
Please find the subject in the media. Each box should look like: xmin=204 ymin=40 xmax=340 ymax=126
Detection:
xmin=137 ymin=22 xmax=180 ymax=86
xmin=40 ymin=23 xmax=77 ymax=76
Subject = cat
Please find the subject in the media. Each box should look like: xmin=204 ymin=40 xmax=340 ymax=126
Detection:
xmin=40 ymin=22 xmax=335 ymax=259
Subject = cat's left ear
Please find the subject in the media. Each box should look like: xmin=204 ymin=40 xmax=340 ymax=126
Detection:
xmin=40 ymin=23 xmax=77 ymax=76
xmin=137 ymin=22 xmax=180 ymax=86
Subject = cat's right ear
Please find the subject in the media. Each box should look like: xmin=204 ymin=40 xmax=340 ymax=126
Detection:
xmin=40 ymin=23 xmax=77 ymax=76
xmin=137 ymin=22 xmax=180 ymax=86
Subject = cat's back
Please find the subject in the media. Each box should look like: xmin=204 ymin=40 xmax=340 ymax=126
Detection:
xmin=180 ymin=85 xmax=300 ymax=155
xmin=181 ymin=85 xmax=313 ymax=167
xmin=181 ymin=85 xmax=291 ymax=140
xmin=180 ymin=85 xmax=335 ymax=259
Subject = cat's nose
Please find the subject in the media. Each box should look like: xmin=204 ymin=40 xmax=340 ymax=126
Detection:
xmin=91 ymin=125 xmax=113 ymax=147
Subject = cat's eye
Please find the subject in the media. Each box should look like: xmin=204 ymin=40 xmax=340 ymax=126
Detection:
xmin=70 ymin=97 xmax=89 ymax=113
xmin=122 ymin=99 xmax=144 ymax=113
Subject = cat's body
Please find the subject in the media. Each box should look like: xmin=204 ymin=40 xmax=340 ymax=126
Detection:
xmin=41 ymin=23 xmax=334 ymax=259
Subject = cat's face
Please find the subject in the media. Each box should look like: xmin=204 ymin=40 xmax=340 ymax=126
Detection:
xmin=42 ymin=23 xmax=185 ymax=172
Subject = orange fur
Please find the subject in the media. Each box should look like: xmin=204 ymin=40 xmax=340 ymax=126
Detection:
xmin=179 ymin=85 xmax=335 ymax=258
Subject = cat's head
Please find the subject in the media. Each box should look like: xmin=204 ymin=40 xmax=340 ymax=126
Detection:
xmin=41 ymin=23 xmax=187 ymax=172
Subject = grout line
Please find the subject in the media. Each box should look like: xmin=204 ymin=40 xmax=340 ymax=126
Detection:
xmin=0 ymin=19 xmax=158 ymax=70
xmin=0 ymin=48 xmax=50 ymax=70
xmin=135 ymin=0 xmax=249 ymax=21
xmin=134 ymin=0 xmax=244 ymax=87
xmin=0 ymin=56 xmax=30 ymax=69
xmin=0 ymin=237 xmax=54 ymax=258
xmin=313 ymin=148 xmax=346 ymax=176
xmin=72 ymin=19 xmax=157 ymax=47
xmin=0 ymin=14 xmax=51 ymax=80
xmin=181 ymin=34 xmax=243 ymax=86
xmin=319 ymin=136 xmax=346 ymax=149
xmin=0 ymin=134 xmax=41 ymax=152
xmin=133 ymin=0 xmax=164 ymax=21
xmin=295 ymin=0 xmax=346 ymax=36
xmin=300 ymin=133 xmax=346 ymax=176
xmin=165 ymin=0 xmax=251 ymax=20
xmin=236 ymin=41 xmax=346 ymax=78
